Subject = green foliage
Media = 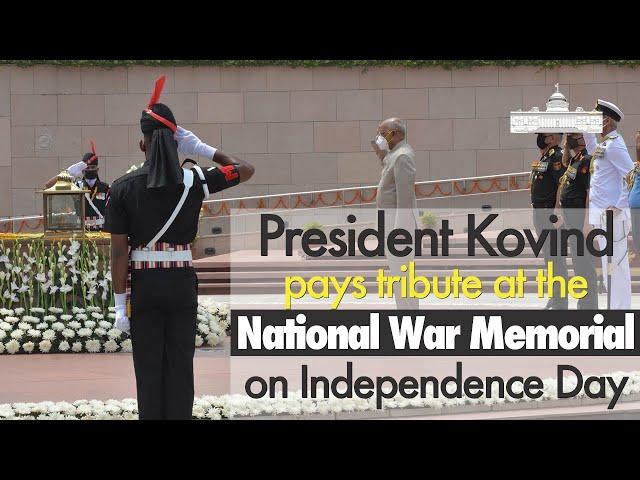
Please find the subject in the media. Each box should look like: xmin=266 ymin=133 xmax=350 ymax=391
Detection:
xmin=3 ymin=59 xmax=640 ymax=69
xmin=303 ymin=221 xmax=324 ymax=231
xmin=420 ymin=211 xmax=439 ymax=229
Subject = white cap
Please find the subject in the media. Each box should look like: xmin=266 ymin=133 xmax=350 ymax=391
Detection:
xmin=596 ymin=99 xmax=624 ymax=121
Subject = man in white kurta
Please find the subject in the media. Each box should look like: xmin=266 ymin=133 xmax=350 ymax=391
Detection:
xmin=373 ymin=117 xmax=420 ymax=309
xmin=584 ymin=99 xmax=634 ymax=309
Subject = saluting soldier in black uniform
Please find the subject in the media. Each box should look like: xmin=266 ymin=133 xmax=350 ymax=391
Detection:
xmin=557 ymin=133 xmax=598 ymax=309
xmin=530 ymin=132 xmax=568 ymax=309
xmin=45 ymin=140 xmax=110 ymax=231
xmin=104 ymin=76 xmax=254 ymax=420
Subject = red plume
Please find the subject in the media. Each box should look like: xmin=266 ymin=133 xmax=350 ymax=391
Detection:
xmin=147 ymin=74 xmax=166 ymax=109
xmin=86 ymin=139 xmax=98 ymax=164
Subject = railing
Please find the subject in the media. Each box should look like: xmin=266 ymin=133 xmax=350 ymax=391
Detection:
xmin=200 ymin=171 xmax=530 ymax=219
xmin=0 ymin=215 xmax=44 ymax=234
xmin=0 ymin=172 xmax=531 ymax=234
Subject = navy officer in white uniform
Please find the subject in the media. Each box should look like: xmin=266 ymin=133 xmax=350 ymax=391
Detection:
xmin=583 ymin=99 xmax=634 ymax=309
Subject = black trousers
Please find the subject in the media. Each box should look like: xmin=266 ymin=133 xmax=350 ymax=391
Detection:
xmin=533 ymin=206 xmax=568 ymax=307
xmin=561 ymin=203 xmax=598 ymax=309
xmin=130 ymin=268 xmax=198 ymax=420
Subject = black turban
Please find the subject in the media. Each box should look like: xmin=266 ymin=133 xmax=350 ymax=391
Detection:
xmin=140 ymin=102 xmax=182 ymax=190
xmin=82 ymin=152 xmax=98 ymax=166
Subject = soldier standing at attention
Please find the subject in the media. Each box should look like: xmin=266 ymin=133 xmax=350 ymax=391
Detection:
xmin=557 ymin=132 xmax=598 ymax=309
xmin=104 ymin=76 xmax=254 ymax=420
xmin=530 ymin=132 xmax=568 ymax=309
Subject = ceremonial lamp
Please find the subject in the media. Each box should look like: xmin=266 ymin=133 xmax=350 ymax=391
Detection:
xmin=40 ymin=170 xmax=90 ymax=236
xmin=510 ymin=84 xmax=602 ymax=134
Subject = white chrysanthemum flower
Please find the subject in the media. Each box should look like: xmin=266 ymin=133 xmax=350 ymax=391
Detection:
xmin=0 ymin=342 xmax=5 ymax=354
xmin=195 ymin=335 xmax=204 ymax=347
xmin=51 ymin=322 xmax=65 ymax=332
xmin=22 ymin=315 xmax=40 ymax=324
xmin=68 ymin=321 xmax=82 ymax=330
xmin=10 ymin=330 xmax=24 ymax=340
xmin=35 ymin=322 xmax=49 ymax=330
xmin=43 ymin=315 xmax=56 ymax=322
xmin=71 ymin=342 xmax=83 ymax=353
xmin=0 ymin=321 xmax=12 ymax=331
xmin=120 ymin=339 xmax=132 ymax=353
xmin=72 ymin=307 xmax=85 ymax=314
xmin=75 ymin=314 xmax=88 ymax=321
xmin=104 ymin=340 xmax=119 ymax=353
xmin=48 ymin=307 xmax=63 ymax=314
xmin=60 ymin=314 xmax=73 ymax=322
xmin=92 ymin=327 xmax=105 ymax=337
xmin=104 ymin=327 xmax=124 ymax=341
xmin=5 ymin=316 xmax=19 ymax=324
xmin=77 ymin=328 xmax=92 ymax=338
xmin=27 ymin=329 xmax=41 ymax=338
xmin=18 ymin=322 xmax=30 ymax=331
xmin=5 ymin=340 xmax=20 ymax=355
xmin=42 ymin=329 xmax=56 ymax=341
xmin=85 ymin=340 xmax=101 ymax=353
xmin=99 ymin=321 xmax=113 ymax=330
xmin=84 ymin=320 xmax=97 ymax=329
xmin=107 ymin=313 xmax=116 ymax=320
xmin=0 ymin=308 xmax=14 ymax=316
xmin=38 ymin=340 xmax=52 ymax=353
xmin=22 ymin=341 xmax=35 ymax=353
xmin=197 ymin=323 xmax=211 ymax=335
xmin=30 ymin=307 xmax=45 ymax=314
xmin=58 ymin=341 xmax=70 ymax=352
xmin=61 ymin=329 xmax=75 ymax=339
xmin=0 ymin=330 xmax=5 ymax=341
xmin=90 ymin=312 xmax=104 ymax=320
xmin=87 ymin=306 xmax=101 ymax=313
xmin=14 ymin=307 xmax=25 ymax=315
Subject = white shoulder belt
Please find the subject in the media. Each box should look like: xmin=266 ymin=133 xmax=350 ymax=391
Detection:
xmin=130 ymin=168 xmax=194 ymax=263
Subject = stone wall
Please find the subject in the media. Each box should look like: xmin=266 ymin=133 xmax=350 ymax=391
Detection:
xmin=2 ymin=64 xmax=640 ymax=217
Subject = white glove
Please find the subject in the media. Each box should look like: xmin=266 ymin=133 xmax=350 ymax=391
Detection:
xmin=67 ymin=161 xmax=88 ymax=178
xmin=114 ymin=293 xmax=130 ymax=334
xmin=174 ymin=126 xmax=217 ymax=160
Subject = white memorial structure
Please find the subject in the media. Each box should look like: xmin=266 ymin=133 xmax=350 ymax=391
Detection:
xmin=510 ymin=84 xmax=602 ymax=134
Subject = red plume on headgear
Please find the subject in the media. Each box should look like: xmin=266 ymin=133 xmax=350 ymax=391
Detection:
xmin=144 ymin=74 xmax=176 ymax=132
xmin=147 ymin=75 xmax=166 ymax=109
xmin=87 ymin=139 xmax=98 ymax=164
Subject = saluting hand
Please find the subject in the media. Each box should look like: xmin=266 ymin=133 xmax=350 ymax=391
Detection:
xmin=174 ymin=126 xmax=217 ymax=160
xmin=371 ymin=140 xmax=385 ymax=162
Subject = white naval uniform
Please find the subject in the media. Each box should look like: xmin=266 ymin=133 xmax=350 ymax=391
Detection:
xmin=584 ymin=130 xmax=634 ymax=309
xmin=376 ymin=139 xmax=420 ymax=309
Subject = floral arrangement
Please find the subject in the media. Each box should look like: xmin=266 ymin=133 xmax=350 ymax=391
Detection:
xmin=0 ymin=238 xmax=231 ymax=354
xmin=0 ymin=239 xmax=110 ymax=313
xmin=0 ymin=301 xmax=229 ymax=355
xmin=1 ymin=369 xmax=639 ymax=420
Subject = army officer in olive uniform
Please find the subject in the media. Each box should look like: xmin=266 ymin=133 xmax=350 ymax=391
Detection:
xmin=557 ymin=132 xmax=598 ymax=309
xmin=530 ymin=133 xmax=568 ymax=309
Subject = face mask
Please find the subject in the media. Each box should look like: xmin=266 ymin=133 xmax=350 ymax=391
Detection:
xmin=375 ymin=134 xmax=389 ymax=152
xmin=84 ymin=171 xmax=98 ymax=180
xmin=536 ymin=134 xmax=548 ymax=150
